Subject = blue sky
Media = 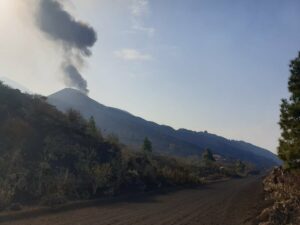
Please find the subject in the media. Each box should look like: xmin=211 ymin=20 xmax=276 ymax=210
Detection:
xmin=1 ymin=0 xmax=300 ymax=152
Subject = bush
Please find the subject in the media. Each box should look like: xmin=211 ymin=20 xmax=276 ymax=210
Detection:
xmin=0 ymin=188 xmax=13 ymax=210
xmin=9 ymin=203 xmax=22 ymax=211
xmin=41 ymin=193 xmax=67 ymax=207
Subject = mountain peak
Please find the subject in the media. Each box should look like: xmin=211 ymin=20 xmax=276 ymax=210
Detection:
xmin=50 ymin=88 xmax=92 ymax=101
xmin=54 ymin=88 xmax=88 ymax=96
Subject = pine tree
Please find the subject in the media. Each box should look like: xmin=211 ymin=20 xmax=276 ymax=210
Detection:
xmin=236 ymin=160 xmax=246 ymax=173
xmin=278 ymin=52 xmax=300 ymax=168
xmin=202 ymin=148 xmax=215 ymax=162
xmin=86 ymin=116 xmax=102 ymax=140
xmin=143 ymin=137 xmax=152 ymax=153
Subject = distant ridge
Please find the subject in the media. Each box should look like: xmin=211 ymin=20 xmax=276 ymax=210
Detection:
xmin=48 ymin=88 xmax=281 ymax=168
xmin=0 ymin=77 xmax=30 ymax=93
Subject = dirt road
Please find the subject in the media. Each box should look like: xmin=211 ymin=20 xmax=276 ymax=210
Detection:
xmin=0 ymin=176 xmax=264 ymax=225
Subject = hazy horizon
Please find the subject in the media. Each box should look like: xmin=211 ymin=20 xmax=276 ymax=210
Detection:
xmin=1 ymin=0 xmax=300 ymax=153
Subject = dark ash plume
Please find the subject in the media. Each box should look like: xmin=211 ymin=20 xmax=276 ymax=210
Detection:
xmin=35 ymin=0 xmax=97 ymax=94
xmin=63 ymin=64 xmax=89 ymax=94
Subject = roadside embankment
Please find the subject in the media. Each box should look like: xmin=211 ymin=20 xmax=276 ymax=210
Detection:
xmin=256 ymin=167 xmax=300 ymax=225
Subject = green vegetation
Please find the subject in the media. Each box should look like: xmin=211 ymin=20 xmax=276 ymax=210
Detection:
xmin=86 ymin=116 xmax=103 ymax=140
xmin=0 ymin=82 xmax=121 ymax=209
xmin=202 ymin=148 xmax=216 ymax=165
xmin=235 ymin=160 xmax=246 ymax=174
xmin=278 ymin=52 xmax=300 ymax=168
xmin=0 ymin=82 xmax=252 ymax=210
xmin=142 ymin=137 xmax=152 ymax=154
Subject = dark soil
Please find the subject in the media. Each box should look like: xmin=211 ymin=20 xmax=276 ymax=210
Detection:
xmin=0 ymin=176 xmax=264 ymax=225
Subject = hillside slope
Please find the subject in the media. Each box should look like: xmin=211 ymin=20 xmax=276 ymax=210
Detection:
xmin=0 ymin=82 xmax=121 ymax=208
xmin=48 ymin=88 xmax=280 ymax=168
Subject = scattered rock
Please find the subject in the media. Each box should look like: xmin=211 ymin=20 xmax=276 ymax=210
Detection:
xmin=257 ymin=208 xmax=271 ymax=222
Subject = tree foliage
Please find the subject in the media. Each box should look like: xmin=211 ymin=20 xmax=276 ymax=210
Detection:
xmin=202 ymin=148 xmax=216 ymax=163
xmin=86 ymin=116 xmax=102 ymax=140
xmin=143 ymin=137 xmax=152 ymax=153
xmin=278 ymin=52 xmax=300 ymax=168
xmin=236 ymin=160 xmax=246 ymax=173
xmin=0 ymin=83 xmax=120 ymax=208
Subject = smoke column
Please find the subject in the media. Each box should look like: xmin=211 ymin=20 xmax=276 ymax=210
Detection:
xmin=35 ymin=0 xmax=97 ymax=94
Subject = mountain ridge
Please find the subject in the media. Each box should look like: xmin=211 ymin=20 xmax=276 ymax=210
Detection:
xmin=0 ymin=77 xmax=31 ymax=93
xmin=48 ymin=88 xmax=281 ymax=168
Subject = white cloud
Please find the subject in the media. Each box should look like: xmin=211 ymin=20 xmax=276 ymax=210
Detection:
xmin=131 ymin=19 xmax=155 ymax=37
xmin=114 ymin=48 xmax=152 ymax=61
xmin=130 ymin=0 xmax=149 ymax=17
xmin=130 ymin=0 xmax=155 ymax=37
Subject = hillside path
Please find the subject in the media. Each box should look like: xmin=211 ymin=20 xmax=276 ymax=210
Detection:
xmin=0 ymin=176 xmax=264 ymax=225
